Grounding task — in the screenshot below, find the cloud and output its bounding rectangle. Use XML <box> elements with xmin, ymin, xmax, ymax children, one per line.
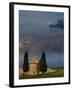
<box><xmin>19</xmin><ymin>35</ymin><xmax>64</xmax><ymax>53</ymax></box>
<box><xmin>48</xmin><ymin>20</ymin><xmax>64</xmax><ymax>29</ymax></box>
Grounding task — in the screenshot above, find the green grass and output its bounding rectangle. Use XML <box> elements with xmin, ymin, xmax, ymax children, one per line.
<box><xmin>19</xmin><ymin>69</ymin><xmax>64</xmax><ymax>79</ymax></box>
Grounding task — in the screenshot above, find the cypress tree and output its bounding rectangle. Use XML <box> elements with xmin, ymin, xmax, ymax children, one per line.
<box><xmin>39</xmin><ymin>51</ymin><xmax>47</xmax><ymax>74</ymax></box>
<box><xmin>23</xmin><ymin>51</ymin><xmax>28</xmax><ymax>73</ymax></box>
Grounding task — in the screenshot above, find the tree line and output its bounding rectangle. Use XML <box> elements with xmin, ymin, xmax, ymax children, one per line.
<box><xmin>23</xmin><ymin>51</ymin><xmax>47</xmax><ymax>74</ymax></box>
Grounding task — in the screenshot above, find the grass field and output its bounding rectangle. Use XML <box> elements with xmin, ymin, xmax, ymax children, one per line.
<box><xmin>19</xmin><ymin>68</ymin><xmax>64</xmax><ymax>79</ymax></box>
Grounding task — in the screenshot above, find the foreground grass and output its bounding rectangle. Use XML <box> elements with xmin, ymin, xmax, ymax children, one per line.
<box><xmin>19</xmin><ymin>69</ymin><xmax>64</xmax><ymax>79</ymax></box>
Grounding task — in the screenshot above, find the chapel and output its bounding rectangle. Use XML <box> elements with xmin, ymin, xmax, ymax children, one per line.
<box><xmin>29</xmin><ymin>57</ymin><xmax>39</xmax><ymax>75</ymax></box>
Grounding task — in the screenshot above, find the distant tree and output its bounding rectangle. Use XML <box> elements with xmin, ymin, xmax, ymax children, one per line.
<box><xmin>23</xmin><ymin>51</ymin><xmax>28</xmax><ymax>73</ymax></box>
<box><xmin>39</xmin><ymin>51</ymin><xmax>47</xmax><ymax>74</ymax></box>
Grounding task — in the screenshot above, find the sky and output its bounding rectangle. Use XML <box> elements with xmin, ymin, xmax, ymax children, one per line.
<box><xmin>19</xmin><ymin>10</ymin><xmax>64</xmax><ymax>53</ymax></box>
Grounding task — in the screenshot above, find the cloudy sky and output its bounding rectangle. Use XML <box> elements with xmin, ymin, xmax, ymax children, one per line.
<box><xmin>19</xmin><ymin>10</ymin><xmax>64</xmax><ymax>53</ymax></box>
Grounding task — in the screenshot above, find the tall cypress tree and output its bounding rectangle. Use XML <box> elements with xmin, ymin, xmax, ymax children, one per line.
<box><xmin>39</xmin><ymin>51</ymin><xmax>47</xmax><ymax>74</ymax></box>
<box><xmin>23</xmin><ymin>51</ymin><xmax>28</xmax><ymax>73</ymax></box>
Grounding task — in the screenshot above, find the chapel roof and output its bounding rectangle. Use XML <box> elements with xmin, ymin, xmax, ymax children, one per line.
<box><xmin>29</xmin><ymin>57</ymin><xmax>38</xmax><ymax>64</ymax></box>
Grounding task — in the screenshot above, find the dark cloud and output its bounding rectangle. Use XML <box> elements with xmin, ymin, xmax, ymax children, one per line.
<box><xmin>48</xmin><ymin>20</ymin><xmax>64</xmax><ymax>29</ymax></box>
